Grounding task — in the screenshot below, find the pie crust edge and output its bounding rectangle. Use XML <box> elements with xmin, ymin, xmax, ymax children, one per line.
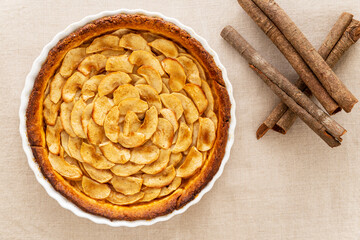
<box><xmin>26</xmin><ymin>14</ymin><xmax>231</xmax><ymax>221</ymax></box>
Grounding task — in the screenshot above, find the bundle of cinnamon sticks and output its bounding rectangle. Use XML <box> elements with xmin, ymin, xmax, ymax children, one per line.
<box><xmin>221</xmin><ymin>0</ymin><xmax>360</xmax><ymax>147</ymax></box>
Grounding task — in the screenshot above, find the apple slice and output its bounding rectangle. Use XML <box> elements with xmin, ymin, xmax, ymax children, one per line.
<box><xmin>183</xmin><ymin>83</ymin><xmax>208</xmax><ymax>115</ymax></box>
<box><xmin>80</xmin><ymin>142</ymin><xmax>114</xmax><ymax>169</ymax></box>
<box><xmin>105</xmin><ymin>55</ymin><xmax>134</xmax><ymax>73</ymax></box>
<box><xmin>172</xmin><ymin>92</ymin><xmax>199</xmax><ymax>124</ymax></box>
<box><xmin>197</xmin><ymin>117</ymin><xmax>216</xmax><ymax>151</ymax></box>
<box><xmin>78</xmin><ymin>162</ymin><xmax>89</xmax><ymax>178</ymax></box>
<box><xmin>137</xmin><ymin>66</ymin><xmax>162</xmax><ymax>93</ymax></box>
<box><xmin>106</xmin><ymin>190</ymin><xmax>144</xmax><ymax>205</ymax></box>
<box><xmin>59</xmin><ymin>47</ymin><xmax>86</xmax><ymax>78</ymax></box>
<box><xmin>81</xmin><ymin>103</ymin><xmax>93</xmax><ymax>137</ymax></box>
<box><xmin>158</xmin><ymin>177</ymin><xmax>182</xmax><ymax>198</ymax></box>
<box><xmin>102</xmin><ymin>107</ymin><xmax>119</xmax><ymax>142</ymax></box>
<box><xmin>161</xmin><ymin>82</ymin><xmax>170</xmax><ymax>94</ymax></box>
<box><xmin>49</xmin><ymin>152</ymin><xmax>82</xmax><ymax>180</ymax></box>
<box><xmin>142</xmin><ymin>166</ymin><xmax>176</xmax><ymax>188</ymax></box>
<box><xmin>123</xmin><ymin>111</ymin><xmax>141</xmax><ymax>136</ymax></box>
<box><xmin>151</xmin><ymin>118</ymin><xmax>174</xmax><ymax>149</ymax></box>
<box><xmin>63</xmin><ymin>155</ymin><xmax>79</xmax><ymax>167</ymax></box>
<box><xmin>49</xmin><ymin>73</ymin><xmax>66</xmax><ymax>104</ymax></box>
<box><xmin>81</xmin><ymin>75</ymin><xmax>104</xmax><ymax>101</ymax></box>
<box><xmin>98</xmin><ymin>71</ymin><xmax>132</xmax><ymax>97</ymax></box>
<box><xmin>172</xmin><ymin>122</ymin><xmax>193</xmax><ymax>153</ymax></box>
<box><xmin>137</xmin><ymin>106</ymin><xmax>158</xmax><ymax>140</ymax></box>
<box><xmin>60</xmin><ymin>101</ymin><xmax>76</xmax><ymax>137</ymax></box>
<box><xmin>101</xmin><ymin>49</ymin><xmax>126</xmax><ymax>57</ymax></box>
<box><xmin>176</xmin><ymin>55</ymin><xmax>201</xmax><ymax>86</ymax></box>
<box><xmin>43</xmin><ymin>95</ymin><xmax>61</xmax><ymax>126</ymax></box>
<box><xmin>72</xmin><ymin>180</ymin><xmax>84</xmax><ymax>192</ymax></box>
<box><xmin>134</xmin><ymin>78</ymin><xmax>147</xmax><ymax>85</ymax></box>
<box><xmin>201</xmin><ymin>79</ymin><xmax>214</xmax><ymax>112</ymax></box>
<box><xmin>168</xmin><ymin>153</ymin><xmax>183</xmax><ymax>167</ymax></box>
<box><xmin>111</xmin><ymin>162</ymin><xmax>144</xmax><ymax>177</ymax></box>
<box><xmin>92</xmin><ymin>96</ymin><xmax>114</xmax><ymax>126</ymax></box>
<box><xmin>129</xmin><ymin>50</ymin><xmax>165</xmax><ymax>75</ymax></box>
<box><xmin>191</xmin><ymin>121</ymin><xmax>200</xmax><ymax>147</ymax></box>
<box><xmin>113</xmin><ymin>84</ymin><xmax>140</xmax><ymax>105</ymax></box>
<box><xmin>130</xmin><ymin>144</ymin><xmax>160</xmax><ymax>165</ymax></box>
<box><xmin>111</xmin><ymin>28</ymin><xmax>132</xmax><ymax>38</ymax></box>
<box><xmin>140</xmin><ymin>32</ymin><xmax>159</xmax><ymax>42</ymax></box>
<box><xmin>135</xmin><ymin>84</ymin><xmax>162</xmax><ymax>112</ymax></box>
<box><xmin>156</xmin><ymin>55</ymin><xmax>166</xmax><ymax>62</ymax></box>
<box><xmin>117</xmin><ymin>98</ymin><xmax>148</xmax><ymax>115</ymax></box>
<box><xmin>139</xmin><ymin>187</ymin><xmax>161</xmax><ymax>203</ymax></box>
<box><xmin>160</xmin><ymin>109</ymin><xmax>178</xmax><ymax>133</ymax></box>
<box><xmin>110</xmin><ymin>176</ymin><xmax>143</xmax><ymax>195</ymax></box>
<box><xmin>68</xmin><ymin>136</ymin><xmax>83</xmax><ymax>162</ymax></box>
<box><xmin>77</xmin><ymin>54</ymin><xmax>107</xmax><ymax>76</ymax></box>
<box><xmin>60</xmin><ymin>131</ymin><xmax>71</xmax><ymax>157</ymax></box>
<box><xmin>162</xmin><ymin>77</ymin><xmax>171</xmax><ymax>91</ymax></box>
<box><xmin>141</xmin><ymin>149</ymin><xmax>171</xmax><ymax>175</ymax></box>
<box><xmin>176</xmin><ymin>44</ymin><xmax>187</xmax><ymax>53</ymax></box>
<box><xmin>70</xmin><ymin>98</ymin><xmax>87</xmax><ymax>138</ymax></box>
<box><xmin>87</xmin><ymin>119</ymin><xmax>105</xmax><ymax>145</ymax></box>
<box><xmin>46</xmin><ymin>117</ymin><xmax>63</xmax><ymax>155</ymax></box>
<box><xmin>205</xmin><ymin>110</ymin><xmax>218</xmax><ymax>130</ymax></box>
<box><xmin>148</xmin><ymin>39</ymin><xmax>178</xmax><ymax>58</ymax></box>
<box><xmin>62</xmin><ymin>71</ymin><xmax>88</xmax><ymax>102</ymax></box>
<box><xmin>176</xmin><ymin>146</ymin><xmax>203</xmax><ymax>178</ymax></box>
<box><xmin>160</xmin><ymin>93</ymin><xmax>183</xmax><ymax>120</ymax></box>
<box><xmin>119</xmin><ymin>33</ymin><xmax>150</xmax><ymax>51</ymax></box>
<box><xmin>179</xmin><ymin>53</ymin><xmax>206</xmax><ymax>80</ymax></box>
<box><xmin>82</xmin><ymin>176</ymin><xmax>111</xmax><ymax>199</ymax></box>
<box><xmin>161</xmin><ymin>58</ymin><xmax>186</xmax><ymax>92</ymax></box>
<box><xmin>82</xmin><ymin>162</ymin><xmax>112</xmax><ymax>183</ymax></box>
<box><xmin>118</xmin><ymin>132</ymin><xmax>146</xmax><ymax>148</ymax></box>
<box><xmin>99</xmin><ymin>141</ymin><xmax>130</xmax><ymax>164</ymax></box>
<box><xmin>86</xmin><ymin>35</ymin><xmax>121</xmax><ymax>54</ymax></box>
<box><xmin>129</xmin><ymin>73</ymin><xmax>145</xmax><ymax>83</ymax></box>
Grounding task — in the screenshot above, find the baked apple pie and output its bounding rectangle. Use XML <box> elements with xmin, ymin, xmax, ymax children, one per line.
<box><xmin>26</xmin><ymin>14</ymin><xmax>231</xmax><ymax>220</ymax></box>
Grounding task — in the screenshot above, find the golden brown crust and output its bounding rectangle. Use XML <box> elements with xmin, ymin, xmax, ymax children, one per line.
<box><xmin>26</xmin><ymin>13</ymin><xmax>231</xmax><ymax>221</ymax></box>
<box><xmin>27</xmin><ymin>90</ymin><xmax>46</xmax><ymax>146</ymax></box>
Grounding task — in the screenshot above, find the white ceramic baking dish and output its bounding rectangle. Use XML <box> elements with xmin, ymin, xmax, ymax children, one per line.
<box><xmin>19</xmin><ymin>9</ymin><xmax>236</xmax><ymax>227</ymax></box>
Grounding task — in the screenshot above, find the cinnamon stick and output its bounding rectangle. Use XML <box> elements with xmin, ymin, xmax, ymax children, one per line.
<box><xmin>326</xmin><ymin>20</ymin><xmax>360</xmax><ymax>67</ymax></box>
<box><xmin>273</xmin><ymin>19</ymin><xmax>360</xmax><ymax>134</ymax></box>
<box><xmin>251</xmin><ymin>66</ymin><xmax>341</xmax><ymax>147</ymax></box>
<box><xmin>252</xmin><ymin>0</ymin><xmax>358</xmax><ymax>112</ymax></box>
<box><xmin>221</xmin><ymin>26</ymin><xmax>346</xmax><ymax>147</ymax></box>
<box><xmin>317</xmin><ymin>13</ymin><xmax>354</xmax><ymax>59</ymax></box>
<box><xmin>256</xmin><ymin>14</ymin><xmax>357</xmax><ymax>139</ymax></box>
<box><xmin>237</xmin><ymin>0</ymin><xmax>342</xmax><ymax>115</ymax></box>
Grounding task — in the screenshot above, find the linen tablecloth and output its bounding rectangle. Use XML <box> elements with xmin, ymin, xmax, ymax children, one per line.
<box><xmin>1</xmin><ymin>0</ymin><xmax>360</xmax><ymax>239</ymax></box>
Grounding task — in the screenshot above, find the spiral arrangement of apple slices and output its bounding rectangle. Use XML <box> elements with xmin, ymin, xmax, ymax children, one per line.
<box><xmin>43</xmin><ymin>29</ymin><xmax>218</xmax><ymax>205</ymax></box>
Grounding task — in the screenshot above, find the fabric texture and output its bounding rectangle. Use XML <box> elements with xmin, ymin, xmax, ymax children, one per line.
<box><xmin>1</xmin><ymin>0</ymin><xmax>360</xmax><ymax>239</ymax></box>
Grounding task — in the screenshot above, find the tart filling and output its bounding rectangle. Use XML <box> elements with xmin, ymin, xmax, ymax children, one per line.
<box><xmin>26</xmin><ymin>14</ymin><xmax>231</xmax><ymax>220</ymax></box>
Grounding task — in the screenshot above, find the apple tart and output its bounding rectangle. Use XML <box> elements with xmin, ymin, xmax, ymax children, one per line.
<box><xmin>26</xmin><ymin>14</ymin><xmax>231</xmax><ymax>220</ymax></box>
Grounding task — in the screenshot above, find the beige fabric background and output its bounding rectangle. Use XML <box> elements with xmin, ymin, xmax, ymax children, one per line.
<box><xmin>1</xmin><ymin>0</ymin><xmax>360</xmax><ymax>239</ymax></box>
